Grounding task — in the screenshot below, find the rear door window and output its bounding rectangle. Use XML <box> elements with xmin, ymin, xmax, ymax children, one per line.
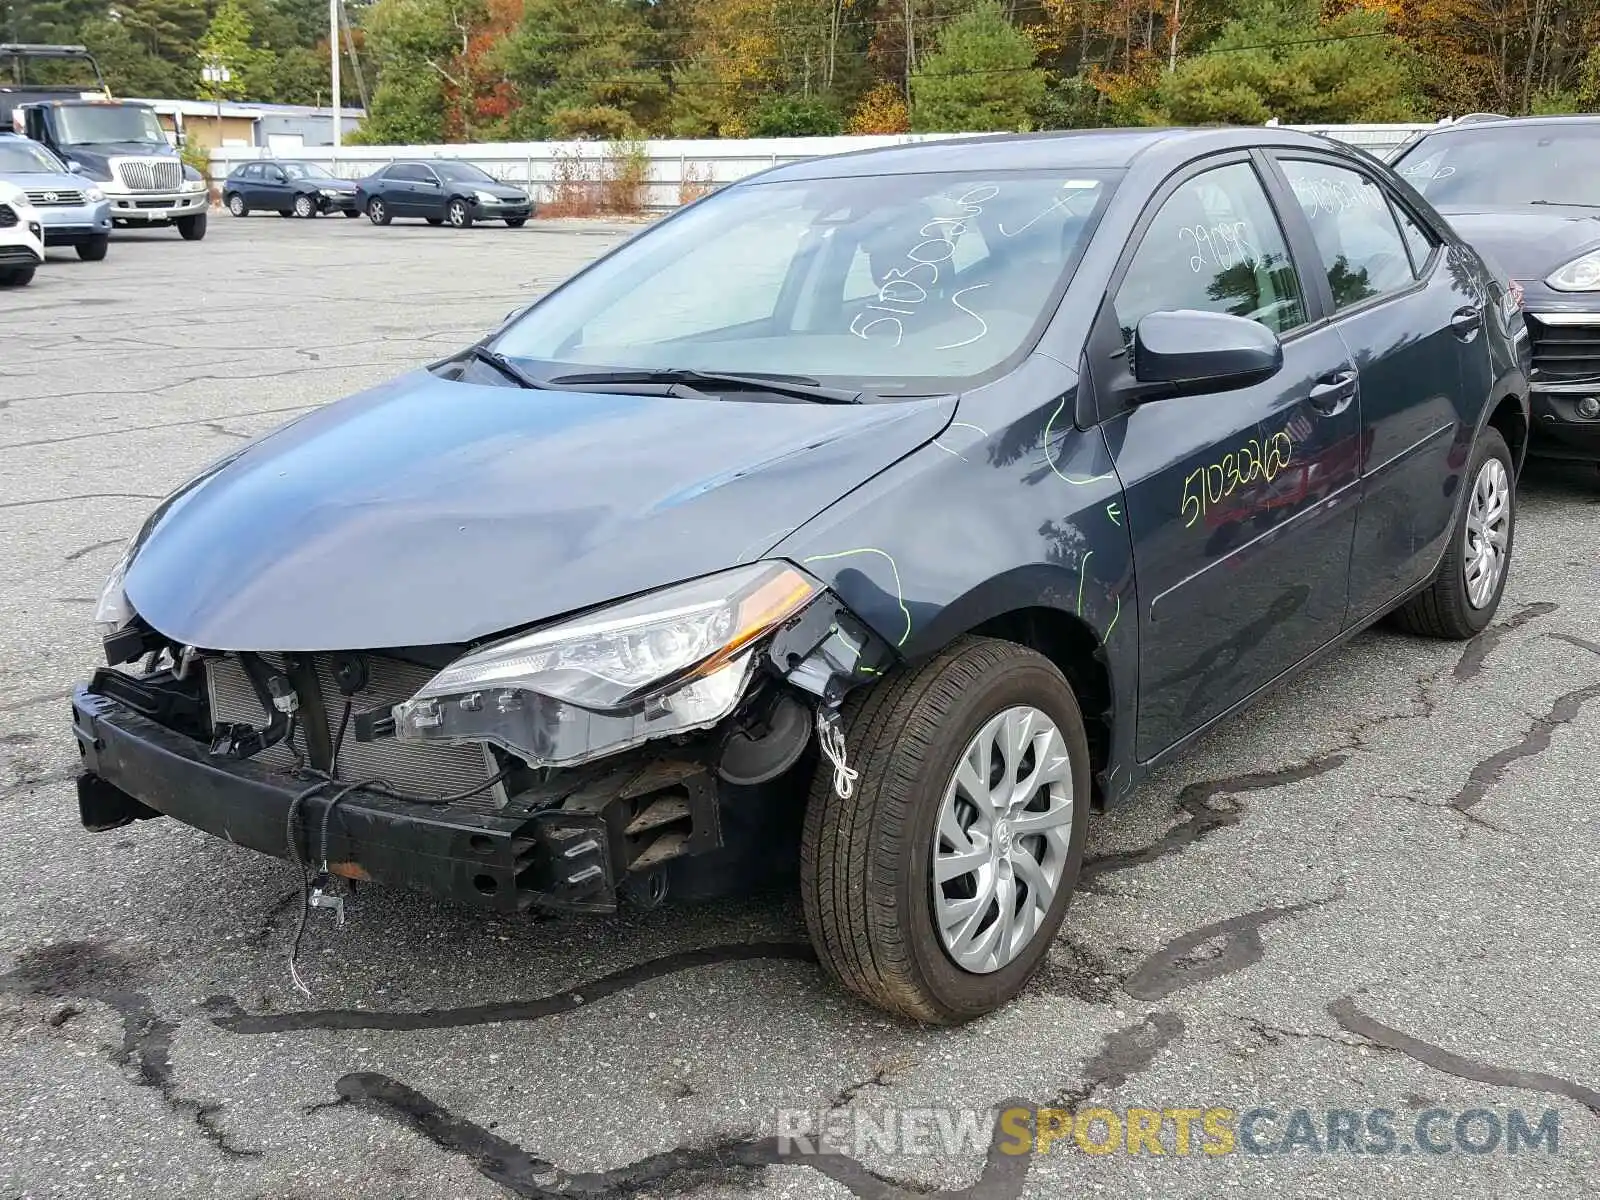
<box><xmin>1279</xmin><ymin>159</ymin><xmax>1417</xmax><ymax>308</ymax></box>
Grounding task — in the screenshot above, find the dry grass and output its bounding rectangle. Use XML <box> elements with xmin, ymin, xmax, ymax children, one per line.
<box><xmin>678</xmin><ymin>161</ymin><xmax>716</xmax><ymax>206</ymax></box>
<box><xmin>541</xmin><ymin>140</ymin><xmax>651</xmax><ymax>217</ymax></box>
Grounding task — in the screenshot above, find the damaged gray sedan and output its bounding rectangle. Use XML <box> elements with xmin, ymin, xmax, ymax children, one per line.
<box><xmin>72</xmin><ymin>128</ymin><xmax>1526</xmax><ymax>1022</ymax></box>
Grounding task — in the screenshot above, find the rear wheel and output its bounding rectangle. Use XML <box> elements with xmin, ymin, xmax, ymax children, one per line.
<box><xmin>366</xmin><ymin>197</ymin><xmax>390</xmax><ymax>226</ymax></box>
<box><xmin>175</xmin><ymin>213</ymin><xmax>207</xmax><ymax>241</ymax></box>
<box><xmin>293</xmin><ymin>193</ymin><xmax>316</xmax><ymax>218</ymax></box>
<box><xmin>226</xmin><ymin>193</ymin><xmax>248</xmax><ymax>217</ymax></box>
<box><xmin>0</xmin><ymin>266</ymin><xmax>35</xmax><ymax>286</ymax></box>
<box><xmin>425</xmin><ymin>217</ymin><xmax>443</xmax><ymax>226</ymax></box>
<box><xmin>1393</xmin><ymin>427</ymin><xmax>1515</xmax><ymax>639</ymax></box>
<box><xmin>447</xmin><ymin>198</ymin><xmax>473</xmax><ymax>228</ymax></box>
<box><xmin>342</xmin><ymin>209</ymin><xmax>360</xmax><ymax>218</ymax></box>
<box><xmin>505</xmin><ymin>217</ymin><xmax>527</xmax><ymax>228</ymax></box>
<box><xmin>76</xmin><ymin>235</ymin><xmax>109</xmax><ymax>262</ymax></box>
<box><xmin>800</xmin><ymin>636</ymin><xmax>1090</xmax><ymax>1023</ymax></box>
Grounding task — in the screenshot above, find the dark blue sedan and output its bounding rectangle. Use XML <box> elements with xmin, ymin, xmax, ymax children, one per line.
<box><xmin>222</xmin><ymin>159</ymin><xmax>362</xmax><ymax>218</ymax></box>
<box><xmin>72</xmin><ymin>127</ymin><xmax>1527</xmax><ymax>1022</ymax></box>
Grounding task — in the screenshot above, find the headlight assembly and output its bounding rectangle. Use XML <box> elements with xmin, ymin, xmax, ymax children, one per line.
<box><xmin>1546</xmin><ymin>249</ymin><xmax>1600</xmax><ymax>292</ymax></box>
<box><xmin>392</xmin><ymin>562</ymin><xmax>822</xmax><ymax>767</ymax></box>
<box><xmin>474</xmin><ymin>190</ymin><xmax>500</xmax><ymax>204</ymax></box>
<box><xmin>84</xmin><ymin>186</ymin><xmax>105</xmax><ymax>202</ymax></box>
<box><xmin>93</xmin><ymin>541</ymin><xmax>137</xmax><ymax>636</ymax></box>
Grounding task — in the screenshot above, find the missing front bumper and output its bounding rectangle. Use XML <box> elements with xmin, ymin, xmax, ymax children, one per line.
<box><xmin>71</xmin><ymin>685</ymin><xmax>723</xmax><ymax>913</ymax></box>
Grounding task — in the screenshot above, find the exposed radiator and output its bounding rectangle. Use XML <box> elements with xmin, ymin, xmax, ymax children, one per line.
<box><xmin>205</xmin><ymin>652</ymin><xmax>504</xmax><ymax>811</ymax></box>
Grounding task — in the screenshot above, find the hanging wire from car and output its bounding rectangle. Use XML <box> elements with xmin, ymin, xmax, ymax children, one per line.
<box><xmin>815</xmin><ymin>705</ymin><xmax>858</xmax><ymax>800</ymax></box>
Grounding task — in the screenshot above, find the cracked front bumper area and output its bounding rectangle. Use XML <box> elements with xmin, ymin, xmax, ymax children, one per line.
<box><xmin>71</xmin><ymin>681</ymin><xmax>724</xmax><ymax>914</ymax></box>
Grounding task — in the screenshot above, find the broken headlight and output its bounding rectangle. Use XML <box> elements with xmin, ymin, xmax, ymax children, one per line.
<box><xmin>93</xmin><ymin>540</ymin><xmax>137</xmax><ymax>636</ymax></box>
<box><xmin>392</xmin><ymin>562</ymin><xmax>821</xmax><ymax>767</ymax></box>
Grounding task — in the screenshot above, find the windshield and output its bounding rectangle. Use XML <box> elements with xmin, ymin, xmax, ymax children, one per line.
<box><xmin>55</xmin><ymin>105</ymin><xmax>168</xmax><ymax>146</ymax></box>
<box><xmin>0</xmin><ymin>140</ymin><xmax>64</xmax><ymax>173</ymax></box>
<box><xmin>492</xmin><ymin>170</ymin><xmax>1116</xmax><ymax>391</ymax></box>
<box><xmin>1393</xmin><ymin>126</ymin><xmax>1600</xmax><ymax>208</ymax></box>
<box><xmin>434</xmin><ymin>161</ymin><xmax>494</xmax><ymax>183</ymax></box>
<box><xmin>282</xmin><ymin>162</ymin><xmax>333</xmax><ymax>180</ymax></box>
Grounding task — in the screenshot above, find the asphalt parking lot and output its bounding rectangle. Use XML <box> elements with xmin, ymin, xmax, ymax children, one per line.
<box><xmin>2</xmin><ymin>213</ymin><xmax>1599</xmax><ymax>1200</ymax></box>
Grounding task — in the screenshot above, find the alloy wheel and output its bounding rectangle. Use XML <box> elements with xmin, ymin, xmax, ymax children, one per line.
<box><xmin>294</xmin><ymin>195</ymin><xmax>314</xmax><ymax>218</ymax></box>
<box><xmin>449</xmin><ymin>201</ymin><xmax>467</xmax><ymax>227</ymax></box>
<box><xmin>227</xmin><ymin>194</ymin><xmax>245</xmax><ymax>216</ymax></box>
<box><xmin>932</xmin><ymin>705</ymin><xmax>1075</xmax><ymax>974</ymax></box>
<box><xmin>1464</xmin><ymin>456</ymin><xmax>1511</xmax><ymax>608</ymax></box>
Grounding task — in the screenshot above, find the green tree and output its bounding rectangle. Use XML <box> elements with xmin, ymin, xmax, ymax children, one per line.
<box><xmin>748</xmin><ymin>92</ymin><xmax>842</xmax><ymax>135</ymax></box>
<box><xmin>1154</xmin><ymin>0</ymin><xmax>1418</xmax><ymax>125</ymax></box>
<box><xmin>355</xmin><ymin>0</ymin><xmax>481</xmax><ymax>142</ymax></box>
<box><xmin>495</xmin><ymin>0</ymin><xmax>665</xmax><ymax>138</ymax></box>
<box><xmin>199</xmin><ymin>0</ymin><xmax>270</xmax><ymax>102</ymax></box>
<box><xmin>910</xmin><ymin>1</ymin><xmax>1046</xmax><ymax>133</ymax></box>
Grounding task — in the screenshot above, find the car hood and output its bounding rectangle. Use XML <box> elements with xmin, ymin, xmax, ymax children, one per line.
<box><xmin>480</xmin><ymin>184</ymin><xmax>527</xmax><ymax>199</ymax></box>
<box><xmin>0</xmin><ymin>171</ymin><xmax>84</xmax><ymax>190</ymax></box>
<box><xmin>124</xmin><ymin>371</ymin><xmax>955</xmax><ymax>651</ymax></box>
<box><xmin>1438</xmin><ymin>205</ymin><xmax>1600</xmax><ymax>280</ymax></box>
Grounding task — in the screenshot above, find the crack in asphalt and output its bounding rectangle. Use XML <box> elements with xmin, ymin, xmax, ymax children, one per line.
<box><xmin>1453</xmin><ymin>602</ymin><xmax>1559</xmax><ymax>681</ymax></box>
<box><xmin>63</xmin><ymin>537</ymin><xmax>124</xmax><ymax>562</ymax></box>
<box><xmin>0</xmin><ymin>404</ymin><xmax>317</xmax><ymax>452</ymax></box>
<box><xmin>1121</xmin><ymin>896</ymin><xmax>1336</xmax><ymax>1001</ymax></box>
<box><xmin>1328</xmin><ymin>997</ymin><xmax>1600</xmax><ymax>1117</ymax></box>
<box><xmin>0</xmin><ymin>688</ymin><xmax>72</xmax><ymax>714</ymax></box>
<box><xmin>1051</xmin><ymin>1012</ymin><xmax>1186</xmax><ymax>1110</ymax></box>
<box><xmin>206</xmin><ymin>942</ymin><xmax>820</xmax><ymax>1033</ymax></box>
<box><xmin>0</xmin><ymin>492</ymin><xmax>163</xmax><ymax>512</ymax></box>
<box><xmin>0</xmin><ymin>942</ymin><xmax>260</xmax><ymax>1158</ymax></box>
<box><xmin>328</xmin><ymin>1013</ymin><xmax>1184</xmax><ymax>1200</ymax></box>
<box><xmin>1448</xmin><ymin>678</ymin><xmax>1600</xmax><ymax>813</ymax></box>
<box><xmin>1080</xmin><ymin>753</ymin><xmax>1350</xmax><ymax>887</ymax></box>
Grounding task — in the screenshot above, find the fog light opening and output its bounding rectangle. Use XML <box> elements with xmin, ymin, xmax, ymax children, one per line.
<box><xmin>472</xmin><ymin>873</ymin><xmax>499</xmax><ymax>896</ymax></box>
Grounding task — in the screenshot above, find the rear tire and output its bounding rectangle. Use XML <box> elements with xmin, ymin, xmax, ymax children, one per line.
<box><xmin>0</xmin><ymin>266</ymin><xmax>35</xmax><ymax>286</ymax></box>
<box><xmin>76</xmin><ymin>235</ymin><xmax>109</xmax><ymax>262</ymax></box>
<box><xmin>366</xmin><ymin>198</ymin><xmax>391</xmax><ymax>226</ymax></box>
<box><xmin>342</xmin><ymin>209</ymin><xmax>360</xmax><ymax>218</ymax></box>
<box><xmin>1392</xmin><ymin>427</ymin><xmax>1515</xmax><ymax>639</ymax></box>
<box><xmin>505</xmin><ymin>217</ymin><xmax>527</xmax><ymax>228</ymax></box>
<box><xmin>175</xmin><ymin>213</ymin><xmax>207</xmax><ymax>241</ymax></box>
<box><xmin>425</xmin><ymin>217</ymin><xmax>443</xmax><ymax>226</ymax></box>
<box><xmin>800</xmin><ymin>636</ymin><xmax>1090</xmax><ymax>1024</ymax></box>
<box><xmin>226</xmin><ymin>193</ymin><xmax>248</xmax><ymax>217</ymax></box>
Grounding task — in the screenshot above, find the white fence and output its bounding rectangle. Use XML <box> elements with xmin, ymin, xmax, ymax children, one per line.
<box><xmin>207</xmin><ymin>125</ymin><xmax>1437</xmax><ymax>212</ymax></box>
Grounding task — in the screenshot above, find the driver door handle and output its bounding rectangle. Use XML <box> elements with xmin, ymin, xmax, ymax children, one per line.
<box><xmin>1307</xmin><ymin>369</ymin><xmax>1358</xmax><ymax>416</ymax></box>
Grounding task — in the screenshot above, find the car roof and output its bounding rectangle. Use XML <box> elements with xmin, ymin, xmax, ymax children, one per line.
<box><xmin>756</xmin><ymin>126</ymin><xmax>1354</xmax><ymax>183</ymax></box>
<box><xmin>1411</xmin><ymin>113</ymin><xmax>1600</xmax><ymax>139</ymax></box>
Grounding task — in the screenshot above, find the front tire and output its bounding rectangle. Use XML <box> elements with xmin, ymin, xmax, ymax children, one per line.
<box><xmin>1393</xmin><ymin>427</ymin><xmax>1515</xmax><ymax>639</ymax></box>
<box><xmin>447</xmin><ymin>198</ymin><xmax>473</xmax><ymax>228</ymax></box>
<box><xmin>293</xmin><ymin>193</ymin><xmax>316</xmax><ymax>218</ymax></box>
<box><xmin>505</xmin><ymin>217</ymin><xmax>527</xmax><ymax>228</ymax></box>
<box><xmin>76</xmin><ymin>235</ymin><xmax>109</xmax><ymax>262</ymax></box>
<box><xmin>800</xmin><ymin>636</ymin><xmax>1090</xmax><ymax>1024</ymax></box>
<box><xmin>0</xmin><ymin>266</ymin><xmax>35</xmax><ymax>286</ymax></box>
<box><xmin>366</xmin><ymin>198</ymin><xmax>391</xmax><ymax>226</ymax></box>
<box><xmin>175</xmin><ymin>213</ymin><xmax>207</xmax><ymax>241</ymax></box>
<box><xmin>226</xmin><ymin>193</ymin><xmax>248</xmax><ymax>217</ymax></box>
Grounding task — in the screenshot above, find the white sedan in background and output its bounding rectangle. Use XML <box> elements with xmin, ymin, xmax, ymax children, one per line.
<box><xmin>0</xmin><ymin>179</ymin><xmax>44</xmax><ymax>287</ymax></box>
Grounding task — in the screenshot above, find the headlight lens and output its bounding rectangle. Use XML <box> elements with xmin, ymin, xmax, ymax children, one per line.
<box><xmin>393</xmin><ymin>562</ymin><xmax>820</xmax><ymax>767</ymax></box>
<box><xmin>84</xmin><ymin>186</ymin><xmax>104</xmax><ymax>202</ymax></box>
<box><xmin>474</xmin><ymin>189</ymin><xmax>499</xmax><ymax>204</ymax></box>
<box><xmin>1546</xmin><ymin>249</ymin><xmax>1600</xmax><ymax>291</ymax></box>
<box><xmin>93</xmin><ymin>542</ymin><xmax>137</xmax><ymax>636</ymax></box>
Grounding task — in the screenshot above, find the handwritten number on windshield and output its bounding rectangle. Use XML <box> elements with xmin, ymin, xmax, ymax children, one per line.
<box><xmin>850</xmin><ymin>185</ymin><xmax>995</xmax><ymax>351</ymax></box>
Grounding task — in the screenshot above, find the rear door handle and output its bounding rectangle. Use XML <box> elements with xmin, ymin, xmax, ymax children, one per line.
<box><xmin>1307</xmin><ymin>369</ymin><xmax>1358</xmax><ymax>416</ymax></box>
<box><xmin>1451</xmin><ymin>307</ymin><xmax>1483</xmax><ymax>340</ymax></box>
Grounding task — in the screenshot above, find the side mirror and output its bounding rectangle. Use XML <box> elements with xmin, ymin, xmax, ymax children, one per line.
<box><xmin>1132</xmin><ymin>310</ymin><xmax>1283</xmax><ymax>397</ymax></box>
<box><xmin>67</xmin><ymin>160</ymin><xmax>84</xmax><ymax>173</ymax></box>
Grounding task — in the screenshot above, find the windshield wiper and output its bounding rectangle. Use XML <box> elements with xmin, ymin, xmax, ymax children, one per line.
<box><xmin>547</xmin><ymin>368</ymin><xmax>863</xmax><ymax>405</ymax></box>
<box><xmin>462</xmin><ymin>344</ymin><xmax>557</xmax><ymax>390</ymax></box>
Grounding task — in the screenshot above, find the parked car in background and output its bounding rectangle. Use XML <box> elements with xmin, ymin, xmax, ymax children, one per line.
<box><xmin>0</xmin><ymin>132</ymin><xmax>112</xmax><ymax>260</ymax></box>
<box><xmin>355</xmin><ymin>160</ymin><xmax>532</xmax><ymax>228</ymax></box>
<box><xmin>1392</xmin><ymin>114</ymin><xmax>1600</xmax><ymax>465</ymax></box>
<box><xmin>222</xmin><ymin>160</ymin><xmax>361</xmax><ymax>219</ymax></box>
<box><xmin>0</xmin><ymin>180</ymin><xmax>44</xmax><ymax>285</ymax></box>
<box><xmin>74</xmin><ymin>129</ymin><xmax>1527</xmax><ymax>1023</ymax></box>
